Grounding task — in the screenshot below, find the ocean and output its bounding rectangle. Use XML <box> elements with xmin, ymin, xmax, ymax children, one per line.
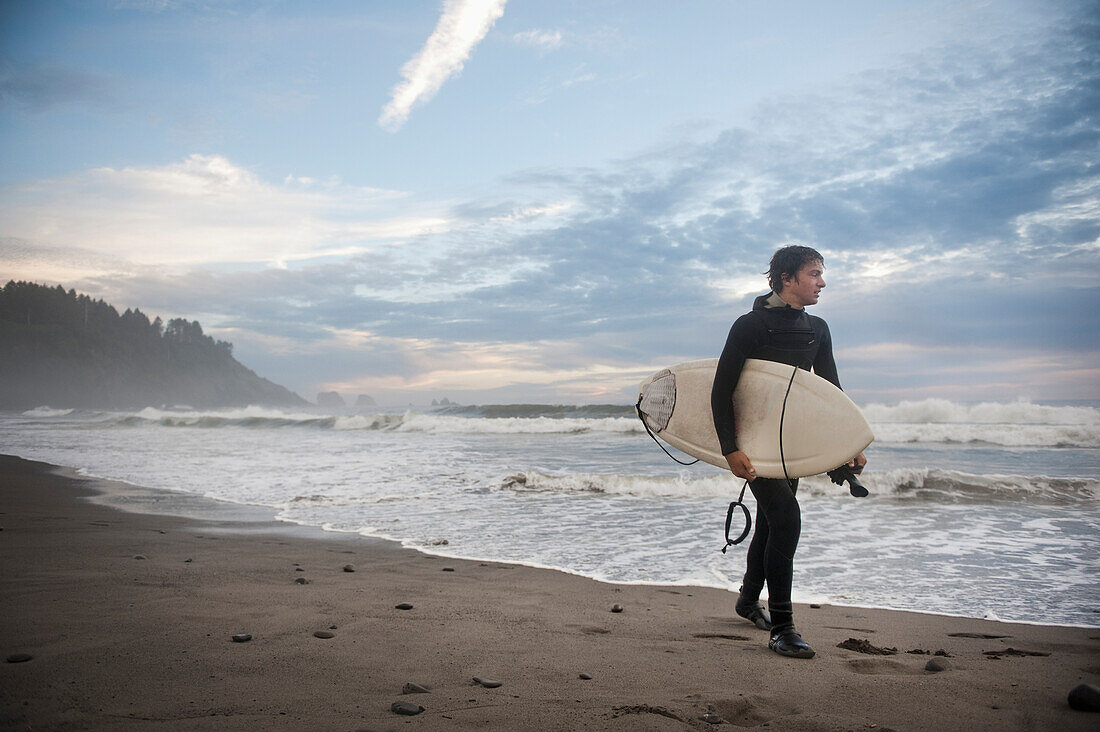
<box><xmin>4</xmin><ymin>399</ymin><xmax>1098</xmax><ymax>627</ymax></box>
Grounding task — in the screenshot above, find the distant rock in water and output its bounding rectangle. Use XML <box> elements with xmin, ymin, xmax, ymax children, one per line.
<box><xmin>0</xmin><ymin>280</ymin><xmax>307</xmax><ymax>410</ymax></box>
<box><xmin>316</xmin><ymin>391</ymin><xmax>345</xmax><ymax>408</ymax></box>
<box><xmin>355</xmin><ymin>394</ymin><xmax>377</xmax><ymax>407</ymax></box>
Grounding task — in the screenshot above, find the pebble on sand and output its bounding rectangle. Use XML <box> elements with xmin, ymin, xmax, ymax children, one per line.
<box><xmin>391</xmin><ymin>700</ymin><xmax>424</xmax><ymax>716</ymax></box>
<box><xmin>231</xmin><ymin>634</ymin><xmax>252</xmax><ymax>643</ymax></box>
<box><xmin>313</xmin><ymin>630</ymin><xmax>335</xmax><ymax>639</ymax></box>
<box><xmin>133</xmin><ymin>555</ymin><xmax>147</xmax><ymax>560</ymax></box>
<box><xmin>1068</xmin><ymin>683</ymin><xmax>1100</xmax><ymax>712</ymax></box>
<box><xmin>473</xmin><ymin>676</ymin><xmax>502</xmax><ymax>688</ymax></box>
<box><xmin>442</xmin><ymin>567</ymin><xmax>455</xmax><ymax>572</ymax></box>
<box><xmin>6</xmin><ymin>653</ymin><xmax>32</xmax><ymax>663</ymax></box>
<box><xmin>294</xmin><ymin>577</ymin><xmax>310</xmax><ymax>584</ymax></box>
<box><xmin>579</xmin><ymin>673</ymin><xmax>593</xmax><ymax>680</ymax></box>
<box><xmin>395</xmin><ymin>602</ymin><xmax>414</xmax><ymax>610</ymax></box>
<box><xmin>402</xmin><ymin>682</ymin><xmax>431</xmax><ymax>694</ymax></box>
<box><xmin>611</xmin><ymin>604</ymin><xmax>624</xmax><ymax>613</ymax></box>
<box><xmin>925</xmin><ymin>658</ymin><xmax>949</xmax><ymax>672</ymax></box>
<box><xmin>343</xmin><ymin>564</ymin><xmax>355</xmax><ymax>572</ymax></box>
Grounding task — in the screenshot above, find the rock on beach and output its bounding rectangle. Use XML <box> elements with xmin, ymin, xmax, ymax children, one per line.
<box><xmin>391</xmin><ymin>700</ymin><xmax>424</xmax><ymax>715</ymax></box>
<box><xmin>1068</xmin><ymin>684</ymin><xmax>1100</xmax><ymax>712</ymax></box>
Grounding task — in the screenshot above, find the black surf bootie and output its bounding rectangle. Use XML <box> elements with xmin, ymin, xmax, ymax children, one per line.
<box><xmin>735</xmin><ymin>593</ymin><xmax>772</xmax><ymax>631</ymax></box>
<box><xmin>768</xmin><ymin>626</ymin><xmax>815</xmax><ymax>659</ymax></box>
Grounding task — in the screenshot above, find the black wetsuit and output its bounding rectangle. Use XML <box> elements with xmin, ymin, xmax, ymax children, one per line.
<box><xmin>710</xmin><ymin>290</ymin><xmax>840</xmax><ymax>632</ymax></box>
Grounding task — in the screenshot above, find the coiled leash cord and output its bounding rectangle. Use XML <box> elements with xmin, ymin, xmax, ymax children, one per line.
<box><xmin>720</xmin><ymin>481</ymin><xmax>752</xmax><ymax>552</ymax></box>
<box><xmin>721</xmin><ymin>363</ymin><xmax>799</xmax><ymax>552</ymax></box>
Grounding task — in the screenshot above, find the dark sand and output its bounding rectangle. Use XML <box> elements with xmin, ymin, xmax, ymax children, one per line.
<box><xmin>1</xmin><ymin>454</ymin><xmax>1097</xmax><ymax>730</ymax></box>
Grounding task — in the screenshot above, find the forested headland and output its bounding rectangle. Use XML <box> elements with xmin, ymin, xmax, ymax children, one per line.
<box><xmin>0</xmin><ymin>281</ymin><xmax>307</xmax><ymax>410</ymax></box>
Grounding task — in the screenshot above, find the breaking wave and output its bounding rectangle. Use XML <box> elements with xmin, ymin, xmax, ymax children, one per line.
<box><xmin>496</xmin><ymin>468</ymin><xmax>1100</xmax><ymax>504</ymax></box>
<box><xmin>88</xmin><ymin>406</ymin><xmax>641</xmax><ymax>434</ymax></box>
<box><xmin>862</xmin><ymin>399</ymin><xmax>1100</xmax><ymax>448</ymax></box>
<box><xmin>862</xmin><ymin>398</ymin><xmax>1099</xmax><ymax>425</ymax></box>
<box><xmin>17</xmin><ymin>398</ymin><xmax>1100</xmax><ymax>447</ymax></box>
<box><xmin>21</xmin><ymin>406</ymin><xmax>75</xmax><ymax>418</ymax></box>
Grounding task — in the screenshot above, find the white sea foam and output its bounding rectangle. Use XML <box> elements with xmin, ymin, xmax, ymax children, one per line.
<box><xmin>863</xmin><ymin>399</ymin><xmax>1100</xmax><ymax>447</ymax></box>
<box><xmin>496</xmin><ymin>468</ymin><xmax>1100</xmax><ymax>503</ymax></box>
<box><xmin>21</xmin><ymin>406</ymin><xmax>75</xmax><ymax>418</ymax></box>
<box><xmin>497</xmin><ymin>470</ymin><xmax>735</xmax><ymax>499</ymax></box>
<box><xmin>863</xmin><ymin>398</ymin><xmax>1099</xmax><ymax>425</ymax></box>
<box><xmin>72</xmin><ymin>399</ymin><xmax>1098</xmax><ymax>447</ymax></box>
<box><xmin>111</xmin><ymin>406</ymin><xmax>642</xmax><ymax>435</ymax></box>
<box><xmin>869</xmin><ymin>422</ymin><xmax>1100</xmax><ymax>448</ymax></box>
<box><xmin>389</xmin><ymin>412</ymin><xmax>638</xmax><ymax>435</ymax></box>
<box><xmin>132</xmin><ymin>405</ymin><xmax>327</xmax><ymax>425</ymax></box>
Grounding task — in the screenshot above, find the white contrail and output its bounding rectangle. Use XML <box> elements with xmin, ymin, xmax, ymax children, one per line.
<box><xmin>379</xmin><ymin>0</ymin><xmax>508</xmax><ymax>132</ymax></box>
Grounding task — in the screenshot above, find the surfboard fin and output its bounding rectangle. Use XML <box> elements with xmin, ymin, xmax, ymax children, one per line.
<box><xmin>828</xmin><ymin>465</ymin><xmax>869</xmax><ymax>498</ymax></box>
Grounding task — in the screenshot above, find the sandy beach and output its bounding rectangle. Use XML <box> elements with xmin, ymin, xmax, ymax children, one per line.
<box><xmin>1</xmin><ymin>454</ymin><xmax>1097</xmax><ymax>731</ymax></box>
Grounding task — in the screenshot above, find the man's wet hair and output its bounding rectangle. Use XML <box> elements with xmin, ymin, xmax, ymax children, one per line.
<box><xmin>767</xmin><ymin>245</ymin><xmax>824</xmax><ymax>293</ymax></box>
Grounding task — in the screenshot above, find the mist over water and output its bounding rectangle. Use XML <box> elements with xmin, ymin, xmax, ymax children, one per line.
<box><xmin>4</xmin><ymin>398</ymin><xmax>1098</xmax><ymax>627</ymax></box>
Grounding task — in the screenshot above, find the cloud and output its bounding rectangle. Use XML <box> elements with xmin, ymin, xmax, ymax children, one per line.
<box><xmin>378</xmin><ymin>0</ymin><xmax>508</xmax><ymax>132</ymax></box>
<box><xmin>6</xmin><ymin>6</ymin><xmax>1097</xmax><ymax>402</ymax></box>
<box><xmin>0</xmin><ymin>154</ymin><xmax>452</xmax><ymax>273</ymax></box>
<box><xmin>512</xmin><ymin>29</ymin><xmax>563</xmax><ymax>52</ymax></box>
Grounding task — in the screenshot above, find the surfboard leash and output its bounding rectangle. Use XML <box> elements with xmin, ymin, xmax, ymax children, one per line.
<box><xmin>723</xmin><ymin>364</ymin><xmax>798</xmax><ymax>554</ymax></box>
<box><xmin>779</xmin><ymin>364</ymin><xmax>870</xmax><ymax>497</ymax></box>
<box><xmin>720</xmin><ymin>481</ymin><xmax>752</xmax><ymax>551</ymax></box>
<box><xmin>778</xmin><ymin>364</ymin><xmax>798</xmax><ymax>487</ymax></box>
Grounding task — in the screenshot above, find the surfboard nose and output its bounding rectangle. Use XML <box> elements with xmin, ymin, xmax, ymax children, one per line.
<box><xmin>637</xmin><ymin>369</ymin><xmax>676</xmax><ymax>433</ymax></box>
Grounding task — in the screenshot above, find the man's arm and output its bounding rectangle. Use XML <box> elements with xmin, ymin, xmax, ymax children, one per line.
<box><xmin>711</xmin><ymin>315</ymin><xmax>759</xmax><ymax>480</ymax></box>
<box><xmin>811</xmin><ymin>318</ymin><xmax>841</xmax><ymax>389</ymax></box>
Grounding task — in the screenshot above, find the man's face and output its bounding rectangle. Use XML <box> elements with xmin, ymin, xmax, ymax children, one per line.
<box><xmin>782</xmin><ymin>260</ymin><xmax>825</xmax><ymax>307</ymax></box>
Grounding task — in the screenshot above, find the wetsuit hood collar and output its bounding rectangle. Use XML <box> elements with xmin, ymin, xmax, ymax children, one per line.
<box><xmin>754</xmin><ymin>290</ymin><xmax>798</xmax><ymax>311</ymax></box>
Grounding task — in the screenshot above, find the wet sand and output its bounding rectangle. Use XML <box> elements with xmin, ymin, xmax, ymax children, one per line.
<box><xmin>1</xmin><ymin>454</ymin><xmax>1097</xmax><ymax>730</ymax></box>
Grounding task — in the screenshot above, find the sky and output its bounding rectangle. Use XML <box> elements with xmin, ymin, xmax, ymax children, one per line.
<box><xmin>1</xmin><ymin>0</ymin><xmax>1097</xmax><ymax>406</ymax></box>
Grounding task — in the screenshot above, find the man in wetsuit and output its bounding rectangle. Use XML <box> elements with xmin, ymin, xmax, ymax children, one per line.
<box><xmin>711</xmin><ymin>245</ymin><xmax>866</xmax><ymax>659</ymax></box>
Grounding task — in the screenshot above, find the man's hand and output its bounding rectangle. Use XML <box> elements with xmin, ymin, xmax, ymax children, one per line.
<box><xmin>725</xmin><ymin>451</ymin><xmax>756</xmax><ymax>481</ymax></box>
<box><xmin>847</xmin><ymin>452</ymin><xmax>867</xmax><ymax>474</ymax></box>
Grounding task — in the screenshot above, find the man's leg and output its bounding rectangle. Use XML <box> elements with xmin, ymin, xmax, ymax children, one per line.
<box><xmin>736</xmin><ymin>501</ymin><xmax>771</xmax><ymax>630</ymax></box>
<box><xmin>748</xmin><ymin>477</ymin><xmax>815</xmax><ymax>658</ymax></box>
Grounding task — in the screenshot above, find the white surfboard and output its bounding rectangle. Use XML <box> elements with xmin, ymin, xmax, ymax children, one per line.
<box><xmin>636</xmin><ymin>358</ymin><xmax>873</xmax><ymax>478</ymax></box>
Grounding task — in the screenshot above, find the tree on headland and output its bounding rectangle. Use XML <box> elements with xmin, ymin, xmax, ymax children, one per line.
<box><xmin>0</xmin><ymin>280</ymin><xmax>307</xmax><ymax>409</ymax></box>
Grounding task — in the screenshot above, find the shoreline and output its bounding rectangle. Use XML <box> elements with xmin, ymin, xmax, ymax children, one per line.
<box><xmin>59</xmin><ymin>455</ymin><xmax>1099</xmax><ymax>630</ymax></box>
<box><xmin>1</xmin><ymin>453</ymin><xmax>1098</xmax><ymax>729</ymax></box>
